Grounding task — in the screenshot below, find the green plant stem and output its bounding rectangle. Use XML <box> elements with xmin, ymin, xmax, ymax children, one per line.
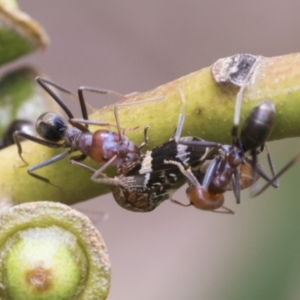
<box><xmin>0</xmin><ymin>53</ymin><xmax>300</xmax><ymax>205</ymax></box>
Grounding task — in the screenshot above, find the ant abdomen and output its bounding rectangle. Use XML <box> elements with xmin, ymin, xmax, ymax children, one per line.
<box><xmin>238</xmin><ymin>162</ymin><xmax>260</xmax><ymax>190</ymax></box>
<box><xmin>89</xmin><ymin>130</ymin><xmax>140</xmax><ymax>164</ymax></box>
<box><xmin>240</xmin><ymin>100</ymin><xmax>275</xmax><ymax>151</ymax></box>
<box><xmin>186</xmin><ymin>186</ymin><xmax>225</xmax><ymax>211</ymax></box>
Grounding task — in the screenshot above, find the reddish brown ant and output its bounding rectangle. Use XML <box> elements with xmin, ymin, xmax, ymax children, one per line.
<box><xmin>71</xmin><ymin>88</ymin><xmax>214</xmax><ymax>212</ymax></box>
<box><xmin>165</xmin><ymin>160</ymin><xmax>234</xmax><ymax>214</ymax></box>
<box><xmin>13</xmin><ymin>77</ymin><xmax>160</xmax><ymax>184</ymax></box>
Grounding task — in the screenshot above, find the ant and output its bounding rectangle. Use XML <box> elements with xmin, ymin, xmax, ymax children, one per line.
<box><xmin>173</xmin><ymin>76</ymin><xmax>300</xmax><ymax>213</ymax></box>
<box><xmin>72</xmin><ymin>88</ymin><xmax>214</xmax><ymax>212</ymax></box>
<box><xmin>13</xmin><ymin>77</ymin><xmax>158</xmax><ymax>184</ymax></box>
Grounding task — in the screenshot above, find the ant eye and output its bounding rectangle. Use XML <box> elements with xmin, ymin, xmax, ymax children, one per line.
<box><xmin>36</xmin><ymin>112</ymin><xmax>68</xmax><ymax>141</ymax></box>
<box><xmin>102</xmin><ymin>156</ymin><xmax>108</xmax><ymax>162</ymax></box>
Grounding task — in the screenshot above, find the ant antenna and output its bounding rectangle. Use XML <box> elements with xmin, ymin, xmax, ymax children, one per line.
<box><xmin>232</xmin><ymin>58</ymin><xmax>260</xmax><ymax>138</ymax></box>
<box><xmin>174</xmin><ymin>87</ymin><xmax>186</xmax><ymax>142</ymax></box>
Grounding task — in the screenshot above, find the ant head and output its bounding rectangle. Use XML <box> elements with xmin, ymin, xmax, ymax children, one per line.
<box><xmin>186</xmin><ymin>185</ymin><xmax>224</xmax><ymax>211</ymax></box>
<box><xmin>36</xmin><ymin>112</ymin><xmax>68</xmax><ymax>141</ymax></box>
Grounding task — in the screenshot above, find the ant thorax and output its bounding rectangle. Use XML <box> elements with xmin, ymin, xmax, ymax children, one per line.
<box><xmin>64</xmin><ymin>128</ymin><xmax>93</xmax><ymax>156</ymax></box>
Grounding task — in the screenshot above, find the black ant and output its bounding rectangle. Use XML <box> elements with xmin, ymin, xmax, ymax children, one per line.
<box><xmin>72</xmin><ymin>88</ymin><xmax>214</xmax><ymax>212</ymax></box>
<box><xmin>173</xmin><ymin>80</ymin><xmax>300</xmax><ymax>213</ymax></box>
<box><xmin>13</xmin><ymin>77</ymin><xmax>157</xmax><ymax>184</ymax></box>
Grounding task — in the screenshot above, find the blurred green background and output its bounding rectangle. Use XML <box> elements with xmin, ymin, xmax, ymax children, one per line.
<box><xmin>4</xmin><ymin>1</ymin><xmax>300</xmax><ymax>299</ymax></box>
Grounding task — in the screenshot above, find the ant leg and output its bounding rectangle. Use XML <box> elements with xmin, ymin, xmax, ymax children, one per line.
<box><xmin>113</xmin><ymin>95</ymin><xmax>165</xmax><ymax>141</ymax></box>
<box><xmin>37</xmin><ymin>78</ymin><xmax>96</xmax><ymax>125</ymax></box>
<box><xmin>202</xmin><ymin>158</ymin><xmax>219</xmax><ymax>189</ymax></box>
<box><xmin>264</xmin><ymin>143</ymin><xmax>279</xmax><ymax>187</ymax></box>
<box><xmin>138</xmin><ymin>126</ymin><xmax>149</xmax><ymax>150</ymax></box>
<box><xmin>119</xmin><ymin>87</ymin><xmax>186</xmax><ymax>149</ymax></box>
<box><xmin>252</xmin><ymin>151</ymin><xmax>300</xmax><ymax>197</ymax></box>
<box><xmin>71</xmin><ymin>88</ymin><xmax>158</xmax><ymax>132</ymax></box>
<box><xmin>37</xmin><ymin>78</ymin><xmax>89</xmax><ymax>140</ymax></box>
<box><xmin>90</xmin><ymin>155</ymin><xmax>118</xmax><ymax>181</ymax></box>
<box><xmin>164</xmin><ymin>159</ymin><xmax>198</xmax><ymax>187</ymax></box>
<box><xmin>36</xmin><ymin>77</ymin><xmax>77</xmax><ymax>97</ymax></box>
<box><xmin>71</xmin><ymin>160</ymin><xmax>127</xmax><ymax>188</ymax></box>
<box><xmin>123</xmin><ymin>93</ymin><xmax>202</xmax><ymax>148</ymax></box>
<box><xmin>245</xmin><ymin>157</ymin><xmax>278</xmax><ymax>188</ymax></box>
<box><xmin>212</xmin><ymin>206</ymin><xmax>235</xmax><ymax>214</ymax></box>
<box><xmin>69</xmin><ymin>154</ymin><xmax>87</xmax><ymax>162</ymax></box>
<box><xmin>28</xmin><ymin>149</ymin><xmax>73</xmax><ymax>184</ymax></box>
<box><xmin>69</xmin><ymin>118</ymin><xmax>120</xmax><ymax>130</ymax></box>
<box><xmin>231</xmin><ymin>168</ymin><xmax>241</xmax><ymax>204</ymax></box>
<box><xmin>13</xmin><ymin>131</ymin><xmax>64</xmax><ymax>165</ymax></box>
<box><xmin>77</xmin><ymin>86</ymin><xmax>165</xmax><ymax>150</ymax></box>
<box><xmin>78</xmin><ymin>86</ymin><xmax>125</xmax><ymax>103</ymax></box>
<box><xmin>77</xmin><ymin>87</ymin><xmax>125</xmax><ymax>128</ymax></box>
<box><xmin>251</xmin><ymin>149</ymin><xmax>259</xmax><ymax>191</ymax></box>
<box><xmin>36</xmin><ymin>77</ymin><xmax>75</xmax><ymax>119</ymax></box>
<box><xmin>178</xmin><ymin>139</ymin><xmax>222</xmax><ymax>149</ymax></box>
<box><xmin>70</xmin><ymin>160</ymin><xmax>96</xmax><ymax>173</ymax></box>
<box><xmin>170</xmin><ymin>198</ymin><xmax>192</xmax><ymax>207</ymax></box>
<box><xmin>246</xmin><ymin>149</ymin><xmax>267</xmax><ymax>196</ymax></box>
<box><xmin>78</xmin><ymin>85</ymin><xmax>164</xmax><ymax>136</ymax></box>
